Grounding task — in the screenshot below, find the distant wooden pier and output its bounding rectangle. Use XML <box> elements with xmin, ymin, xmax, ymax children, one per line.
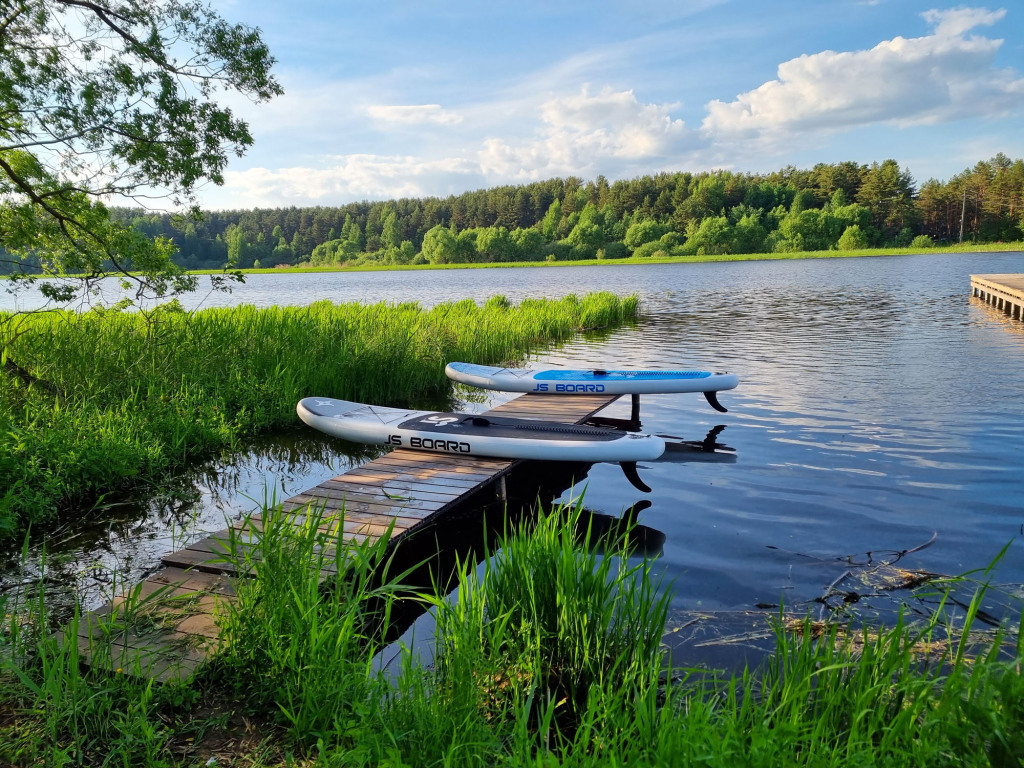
<box><xmin>971</xmin><ymin>274</ymin><xmax>1024</xmax><ymax>320</ymax></box>
<box><xmin>71</xmin><ymin>392</ymin><xmax>621</xmax><ymax>682</ymax></box>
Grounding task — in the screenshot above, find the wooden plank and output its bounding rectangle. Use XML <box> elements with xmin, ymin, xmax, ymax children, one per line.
<box><xmin>971</xmin><ymin>274</ymin><xmax>1024</xmax><ymax>320</ymax></box>
<box><xmin>383</xmin><ymin>448</ymin><xmax>511</xmax><ymax>471</ymax></box>
<box><xmin>316</xmin><ymin>478</ymin><xmax>467</xmax><ymax>502</ymax></box>
<box><xmin>146</xmin><ymin>566</ymin><xmax>237</xmax><ymax>596</ymax></box>
<box><xmin>292</xmin><ymin>487</ymin><xmax>456</xmax><ymax>512</ymax></box>
<box><xmin>70</xmin><ymin>568</ymin><xmax>234</xmax><ymax>683</ymax></box>
<box><xmin>342</xmin><ymin>462</ymin><xmax>495</xmax><ymax>484</ymax></box>
<box><xmin>283</xmin><ymin>488</ymin><xmax>448</xmax><ymax>517</ymax></box>
<box><xmin>340</xmin><ymin>469</ymin><xmax>488</xmax><ymax>492</ymax></box>
<box><xmin>371</xmin><ymin>454</ymin><xmax>512</xmax><ymax>478</ymax></box>
<box><xmin>160</xmin><ymin>547</ymin><xmax>244</xmax><ymax>573</ymax></box>
<box><xmin>234</xmin><ymin>508</ymin><xmax>411</xmax><ymax>537</ymax></box>
<box><xmin>161</xmin><ymin>545</ymin><xmax>348</xmax><ymax>578</ymax></box>
<box><xmin>76</xmin><ymin>603</ymin><xmax>227</xmax><ymax>647</ymax></box>
<box><xmin>69</xmin><ymin>630</ymin><xmax>208</xmax><ymax>683</ymax></box>
<box><xmin>372</xmin><ymin>454</ymin><xmax>512</xmax><ymax>473</ymax></box>
<box><xmin>488</xmin><ymin>394</ymin><xmax>619</xmax><ymax>421</ymax></box>
<box><xmin>239</xmin><ymin>512</ymin><xmax>408</xmax><ymax>539</ymax></box>
<box><xmin>281</xmin><ymin>490</ymin><xmax>440</xmax><ymax>517</ymax></box>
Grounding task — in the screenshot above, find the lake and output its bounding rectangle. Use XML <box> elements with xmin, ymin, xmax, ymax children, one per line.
<box><xmin>3</xmin><ymin>252</ymin><xmax>1023</xmax><ymax>663</ymax></box>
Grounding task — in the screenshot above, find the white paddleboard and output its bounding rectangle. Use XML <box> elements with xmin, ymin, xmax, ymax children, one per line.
<box><xmin>297</xmin><ymin>397</ymin><xmax>666</xmax><ymax>463</ymax></box>
<box><xmin>445</xmin><ymin>361</ymin><xmax>739</xmax><ymax>412</ymax></box>
<box><xmin>445</xmin><ymin>362</ymin><xmax>739</xmax><ymax>396</ymax></box>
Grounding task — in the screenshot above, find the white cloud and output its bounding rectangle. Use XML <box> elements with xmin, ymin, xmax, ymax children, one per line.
<box><xmin>217</xmin><ymin>155</ymin><xmax>483</xmax><ymax>208</ymax></box>
<box><xmin>366</xmin><ymin>104</ymin><xmax>463</xmax><ymax>126</ymax></box>
<box><xmin>702</xmin><ymin>6</ymin><xmax>1024</xmax><ymax>140</ymax></box>
<box><xmin>479</xmin><ymin>86</ymin><xmax>692</xmax><ymax>179</ymax></box>
<box><xmin>206</xmin><ymin>87</ymin><xmax>695</xmax><ymax>206</ymax></box>
<box><xmin>921</xmin><ymin>6</ymin><xmax>1005</xmax><ymax>37</ymax></box>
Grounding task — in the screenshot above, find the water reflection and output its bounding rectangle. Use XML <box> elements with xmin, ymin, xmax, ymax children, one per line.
<box><xmin>577</xmin><ymin>501</ymin><xmax>666</xmax><ymax>558</ymax></box>
<box><xmin>0</xmin><ymin>431</ymin><xmax>379</xmax><ymax>619</ymax></box>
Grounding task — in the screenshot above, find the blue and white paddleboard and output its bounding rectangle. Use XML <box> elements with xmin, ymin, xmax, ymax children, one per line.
<box><xmin>297</xmin><ymin>397</ymin><xmax>666</xmax><ymax>463</ymax></box>
<box><xmin>445</xmin><ymin>362</ymin><xmax>739</xmax><ymax>411</ymax></box>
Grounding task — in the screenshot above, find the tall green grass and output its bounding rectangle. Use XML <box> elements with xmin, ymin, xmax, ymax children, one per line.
<box><xmin>0</xmin><ymin>292</ymin><xmax>639</xmax><ymax>535</ymax></box>
<box><xmin>363</xmin><ymin>500</ymin><xmax>673</xmax><ymax>765</ymax></box>
<box><xmin>0</xmin><ymin>550</ymin><xmax>184</xmax><ymax>767</ymax></box>
<box><xmin>2</xmin><ymin>497</ymin><xmax>1022</xmax><ymax>766</ymax></box>
<box><xmin>212</xmin><ymin>500</ymin><xmax>407</xmax><ymax>743</ymax></box>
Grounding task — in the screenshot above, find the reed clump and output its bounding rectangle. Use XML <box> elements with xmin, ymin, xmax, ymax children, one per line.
<box><xmin>0</xmin><ymin>292</ymin><xmax>639</xmax><ymax>535</ymax></box>
<box><xmin>1</xmin><ymin>499</ymin><xmax>1022</xmax><ymax>766</ymax></box>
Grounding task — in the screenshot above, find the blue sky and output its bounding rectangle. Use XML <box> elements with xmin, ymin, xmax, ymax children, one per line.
<box><xmin>200</xmin><ymin>0</ymin><xmax>1024</xmax><ymax>210</ymax></box>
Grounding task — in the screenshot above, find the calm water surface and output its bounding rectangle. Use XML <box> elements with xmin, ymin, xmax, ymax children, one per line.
<box><xmin>3</xmin><ymin>253</ymin><xmax>1023</xmax><ymax>659</ymax></box>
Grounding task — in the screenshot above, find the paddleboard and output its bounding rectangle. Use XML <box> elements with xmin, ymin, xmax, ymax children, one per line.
<box><xmin>445</xmin><ymin>361</ymin><xmax>739</xmax><ymax>412</ymax></box>
<box><xmin>445</xmin><ymin>362</ymin><xmax>739</xmax><ymax>396</ymax></box>
<box><xmin>296</xmin><ymin>397</ymin><xmax>666</xmax><ymax>463</ymax></box>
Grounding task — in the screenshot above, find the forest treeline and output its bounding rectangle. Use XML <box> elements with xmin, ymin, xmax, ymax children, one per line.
<box><xmin>85</xmin><ymin>154</ymin><xmax>1024</xmax><ymax>270</ymax></box>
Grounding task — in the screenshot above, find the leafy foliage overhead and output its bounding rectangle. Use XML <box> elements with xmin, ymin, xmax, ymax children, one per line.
<box><xmin>0</xmin><ymin>0</ymin><xmax>281</xmax><ymax>303</ymax></box>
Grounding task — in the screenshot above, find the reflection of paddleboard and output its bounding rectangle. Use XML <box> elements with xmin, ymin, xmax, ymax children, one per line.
<box><xmin>297</xmin><ymin>397</ymin><xmax>665</xmax><ymax>463</ymax></box>
<box><xmin>446</xmin><ymin>361</ymin><xmax>739</xmax><ymax>412</ymax></box>
<box><xmin>577</xmin><ymin>501</ymin><xmax>666</xmax><ymax>558</ymax></box>
<box><xmin>657</xmin><ymin>424</ymin><xmax>737</xmax><ymax>462</ymax></box>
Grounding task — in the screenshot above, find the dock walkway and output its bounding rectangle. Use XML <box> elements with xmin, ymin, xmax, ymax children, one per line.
<box><xmin>71</xmin><ymin>393</ymin><xmax>621</xmax><ymax>682</ymax></box>
<box><xmin>971</xmin><ymin>274</ymin><xmax>1024</xmax><ymax>320</ymax></box>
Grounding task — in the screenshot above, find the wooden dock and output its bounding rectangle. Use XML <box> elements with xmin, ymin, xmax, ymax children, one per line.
<box><xmin>70</xmin><ymin>392</ymin><xmax>621</xmax><ymax>682</ymax></box>
<box><xmin>971</xmin><ymin>274</ymin><xmax>1024</xmax><ymax>320</ymax></box>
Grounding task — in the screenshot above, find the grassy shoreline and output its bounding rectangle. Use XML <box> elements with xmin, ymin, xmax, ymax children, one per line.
<box><xmin>186</xmin><ymin>241</ymin><xmax>1024</xmax><ymax>277</ymax></box>
<box><xmin>3</xmin><ymin>242</ymin><xmax>1017</xmax><ymax>284</ymax></box>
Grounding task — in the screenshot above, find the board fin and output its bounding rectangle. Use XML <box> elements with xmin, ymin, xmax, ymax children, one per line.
<box><xmin>620</xmin><ymin>461</ymin><xmax>652</xmax><ymax>493</ymax></box>
<box><xmin>704</xmin><ymin>390</ymin><xmax>728</xmax><ymax>413</ymax></box>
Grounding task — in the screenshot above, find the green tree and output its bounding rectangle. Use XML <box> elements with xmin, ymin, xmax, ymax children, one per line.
<box><xmin>623</xmin><ymin>219</ymin><xmax>670</xmax><ymax>251</ymax></box>
<box><xmin>511</xmin><ymin>227</ymin><xmax>546</xmax><ymax>261</ymax></box>
<box><xmin>730</xmin><ymin>213</ymin><xmax>768</xmax><ymax>254</ymax></box>
<box><xmin>837</xmin><ymin>225</ymin><xmax>868</xmax><ymax>250</ymax></box>
<box><xmin>0</xmin><ymin>0</ymin><xmax>281</xmax><ymax>323</ymax></box>
<box><xmin>678</xmin><ymin>175</ymin><xmax>727</xmax><ymax>226</ymax></box>
<box><xmin>475</xmin><ymin>227</ymin><xmax>517</xmax><ymax>262</ymax></box>
<box><xmin>541</xmin><ymin>199</ymin><xmax>563</xmax><ymax>240</ymax></box>
<box><xmin>857</xmin><ymin>160</ymin><xmax>918</xmax><ymax>241</ymax></box>
<box><xmin>565</xmin><ymin>203</ymin><xmax>606</xmax><ymax>256</ymax></box>
<box><xmin>790</xmin><ymin>188</ymin><xmax>817</xmax><ymax>215</ymax></box>
<box><xmin>381</xmin><ymin>210</ymin><xmax>403</xmax><ymax>250</ymax></box>
<box><xmin>225</xmin><ymin>225</ymin><xmax>252</xmax><ymax>268</ymax></box>
<box><xmin>270</xmin><ymin>236</ymin><xmax>294</xmax><ymax>266</ymax></box>
<box><xmin>421</xmin><ymin>224</ymin><xmax>459</xmax><ymax>264</ymax></box>
<box><xmin>684</xmin><ymin>216</ymin><xmax>732</xmax><ymax>255</ymax></box>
